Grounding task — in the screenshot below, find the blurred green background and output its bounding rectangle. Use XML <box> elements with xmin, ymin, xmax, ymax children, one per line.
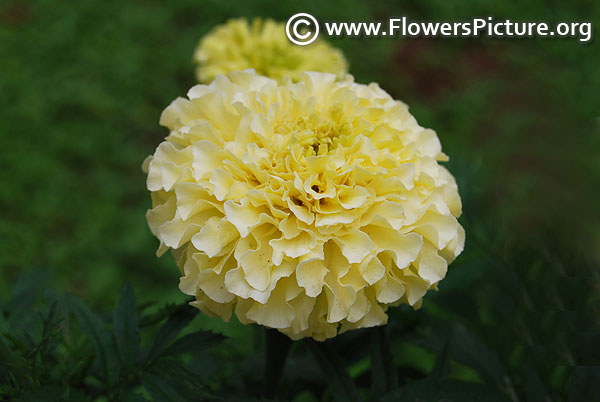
<box><xmin>1</xmin><ymin>0</ymin><xmax>599</xmax><ymax>400</ymax></box>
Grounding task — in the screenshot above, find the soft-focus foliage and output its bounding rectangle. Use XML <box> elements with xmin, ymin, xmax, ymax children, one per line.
<box><xmin>1</xmin><ymin>0</ymin><xmax>599</xmax><ymax>400</ymax></box>
<box><xmin>193</xmin><ymin>18</ymin><xmax>348</xmax><ymax>83</ymax></box>
<box><xmin>0</xmin><ymin>280</ymin><xmax>224</xmax><ymax>401</ymax></box>
<box><xmin>144</xmin><ymin>71</ymin><xmax>464</xmax><ymax>340</ymax></box>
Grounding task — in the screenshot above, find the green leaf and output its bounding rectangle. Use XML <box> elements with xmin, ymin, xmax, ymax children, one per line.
<box><xmin>370</xmin><ymin>326</ymin><xmax>397</xmax><ymax>399</ymax></box>
<box><xmin>113</xmin><ymin>282</ymin><xmax>140</xmax><ymax>372</ymax></box>
<box><xmin>140</xmin><ymin>372</ymin><xmax>188</xmax><ymax>402</ymax></box>
<box><xmin>64</xmin><ymin>294</ymin><xmax>119</xmax><ymax>390</ymax></box>
<box><xmin>139</xmin><ymin>302</ymin><xmax>188</xmax><ymax>328</ymax></box>
<box><xmin>162</xmin><ymin>330</ymin><xmax>223</xmax><ymax>357</ymax></box>
<box><xmin>0</xmin><ymin>310</ymin><xmax>10</xmax><ymax>333</ymax></box>
<box><xmin>0</xmin><ymin>332</ymin><xmax>19</xmax><ymax>372</ymax></box>
<box><xmin>431</xmin><ymin>337</ymin><xmax>452</xmax><ymax>380</ymax></box>
<box><xmin>151</xmin><ymin>359</ymin><xmax>213</xmax><ymax>399</ymax></box>
<box><xmin>146</xmin><ymin>304</ymin><xmax>197</xmax><ymax>363</ymax></box>
<box><xmin>307</xmin><ymin>340</ymin><xmax>364</xmax><ymax>402</ymax></box>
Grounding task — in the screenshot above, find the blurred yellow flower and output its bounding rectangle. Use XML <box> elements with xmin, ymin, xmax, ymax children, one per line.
<box><xmin>144</xmin><ymin>70</ymin><xmax>464</xmax><ymax>341</ymax></box>
<box><xmin>193</xmin><ymin>18</ymin><xmax>348</xmax><ymax>83</ymax></box>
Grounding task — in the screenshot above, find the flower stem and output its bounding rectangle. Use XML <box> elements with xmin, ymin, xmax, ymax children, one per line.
<box><xmin>307</xmin><ymin>339</ymin><xmax>365</xmax><ymax>402</ymax></box>
<box><xmin>263</xmin><ymin>328</ymin><xmax>292</xmax><ymax>398</ymax></box>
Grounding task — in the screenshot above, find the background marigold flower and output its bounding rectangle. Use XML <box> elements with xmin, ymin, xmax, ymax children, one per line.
<box><xmin>144</xmin><ymin>70</ymin><xmax>465</xmax><ymax>341</ymax></box>
<box><xmin>193</xmin><ymin>18</ymin><xmax>348</xmax><ymax>83</ymax></box>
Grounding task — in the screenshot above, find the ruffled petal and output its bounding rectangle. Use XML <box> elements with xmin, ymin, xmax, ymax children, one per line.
<box><xmin>144</xmin><ymin>70</ymin><xmax>464</xmax><ymax>341</ymax></box>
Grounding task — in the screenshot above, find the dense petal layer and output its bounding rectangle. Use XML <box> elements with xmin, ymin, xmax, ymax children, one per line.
<box><xmin>194</xmin><ymin>18</ymin><xmax>348</xmax><ymax>84</ymax></box>
<box><xmin>145</xmin><ymin>70</ymin><xmax>464</xmax><ymax>341</ymax></box>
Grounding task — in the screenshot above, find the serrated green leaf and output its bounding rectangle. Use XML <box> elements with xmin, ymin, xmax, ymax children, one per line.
<box><xmin>141</xmin><ymin>373</ymin><xmax>188</xmax><ymax>402</ymax></box>
<box><xmin>146</xmin><ymin>304</ymin><xmax>197</xmax><ymax>363</ymax></box>
<box><xmin>139</xmin><ymin>302</ymin><xmax>188</xmax><ymax>328</ymax></box>
<box><xmin>64</xmin><ymin>295</ymin><xmax>119</xmax><ymax>390</ymax></box>
<box><xmin>307</xmin><ymin>340</ymin><xmax>364</xmax><ymax>402</ymax></box>
<box><xmin>151</xmin><ymin>359</ymin><xmax>211</xmax><ymax>394</ymax></box>
<box><xmin>113</xmin><ymin>282</ymin><xmax>140</xmax><ymax>372</ymax></box>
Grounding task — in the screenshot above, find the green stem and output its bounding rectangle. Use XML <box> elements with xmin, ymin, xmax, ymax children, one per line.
<box><xmin>307</xmin><ymin>339</ymin><xmax>365</xmax><ymax>402</ymax></box>
<box><xmin>264</xmin><ymin>329</ymin><xmax>292</xmax><ymax>398</ymax></box>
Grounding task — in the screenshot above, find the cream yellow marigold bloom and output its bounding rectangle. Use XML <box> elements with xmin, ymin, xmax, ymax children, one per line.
<box><xmin>193</xmin><ymin>18</ymin><xmax>348</xmax><ymax>83</ymax></box>
<box><xmin>144</xmin><ymin>70</ymin><xmax>464</xmax><ymax>341</ymax></box>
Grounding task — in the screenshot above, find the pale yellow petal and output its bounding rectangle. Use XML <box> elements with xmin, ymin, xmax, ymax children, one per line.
<box><xmin>334</xmin><ymin>230</ymin><xmax>374</xmax><ymax>264</ymax></box>
<box><xmin>296</xmin><ymin>259</ymin><xmax>328</xmax><ymax>298</ymax></box>
<box><xmin>144</xmin><ymin>69</ymin><xmax>465</xmax><ymax>341</ymax></box>
<box><xmin>362</xmin><ymin>225</ymin><xmax>423</xmax><ymax>268</ymax></box>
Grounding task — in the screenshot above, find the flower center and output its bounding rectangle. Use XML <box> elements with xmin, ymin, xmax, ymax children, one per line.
<box><xmin>278</xmin><ymin>106</ymin><xmax>353</xmax><ymax>158</ymax></box>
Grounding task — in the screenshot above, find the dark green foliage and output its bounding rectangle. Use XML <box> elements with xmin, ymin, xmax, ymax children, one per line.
<box><xmin>114</xmin><ymin>282</ymin><xmax>140</xmax><ymax>373</ymax></box>
<box><xmin>0</xmin><ymin>283</ymin><xmax>224</xmax><ymax>401</ymax></box>
<box><xmin>65</xmin><ymin>294</ymin><xmax>120</xmax><ymax>390</ymax></box>
<box><xmin>140</xmin><ymin>373</ymin><xmax>188</xmax><ymax>402</ymax></box>
<box><xmin>380</xmin><ymin>378</ymin><xmax>512</xmax><ymax>402</ymax></box>
<box><xmin>146</xmin><ymin>304</ymin><xmax>198</xmax><ymax>363</ymax></box>
<box><xmin>307</xmin><ymin>340</ymin><xmax>365</xmax><ymax>402</ymax></box>
<box><xmin>370</xmin><ymin>327</ymin><xmax>398</xmax><ymax>399</ymax></box>
<box><xmin>7</xmin><ymin>271</ymin><xmax>594</xmax><ymax>401</ymax></box>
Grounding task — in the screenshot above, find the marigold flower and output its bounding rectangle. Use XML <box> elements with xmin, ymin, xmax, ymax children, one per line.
<box><xmin>193</xmin><ymin>18</ymin><xmax>348</xmax><ymax>83</ymax></box>
<box><xmin>144</xmin><ymin>70</ymin><xmax>464</xmax><ymax>340</ymax></box>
